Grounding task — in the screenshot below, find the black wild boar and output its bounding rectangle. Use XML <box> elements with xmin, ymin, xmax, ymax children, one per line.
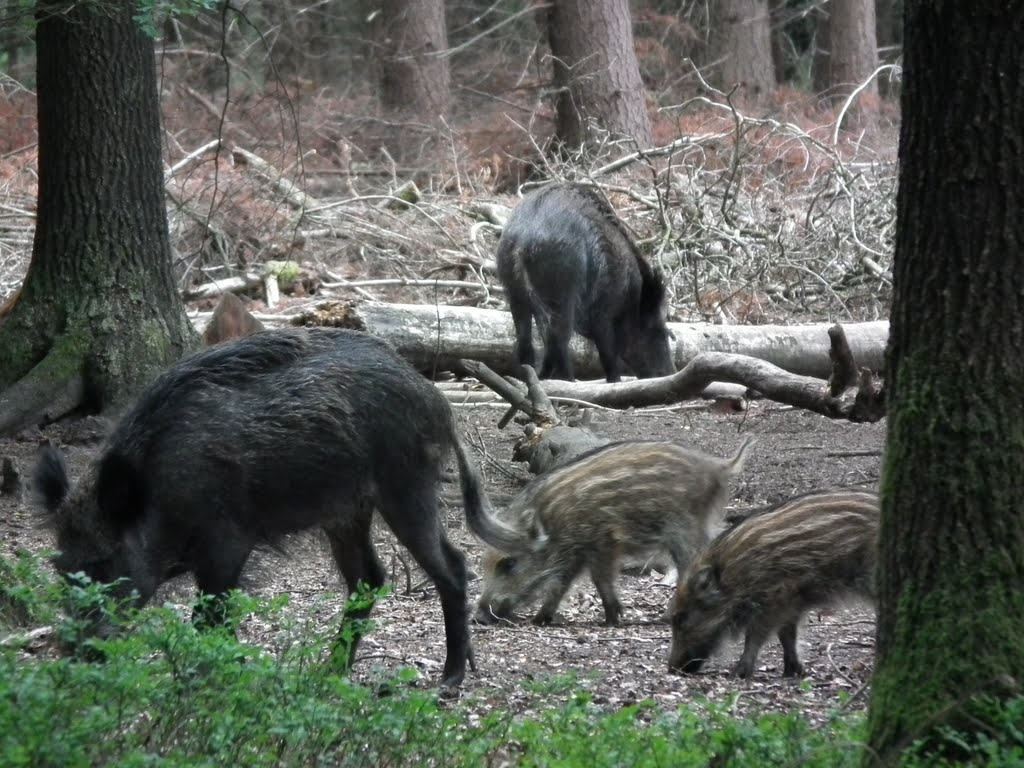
<box><xmin>667</xmin><ymin>488</ymin><xmax>878</xmax><ymax>678</ymax></box>
<box><xmin>495</xmin><ymin>183</ymin><xmax>675</xmax><ymax>383</ymax></box>
<box><xmin>34</xmin><ymin>327</ymin><xmax>506</xmax><ymax>688</ymax></box>
<box><xmin>473</xmin><ymin>438</ymin><xmax>753</xmax><ymax>626</ymax></box>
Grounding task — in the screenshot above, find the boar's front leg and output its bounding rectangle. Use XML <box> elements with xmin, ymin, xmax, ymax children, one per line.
<box><xmin>733</xmin><ymin>622</ymin><xmax>772</xmax><ymax>678</ymax></box>
<box><xmin>532</xmin><ymin>554</ymin><xmax>585</xmax><ymax>625</ymax></box>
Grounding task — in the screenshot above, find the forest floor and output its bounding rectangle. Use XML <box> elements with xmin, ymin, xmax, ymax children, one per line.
<box><xmin>0</xmin><ymin>393</ymin><xmax>883</xmax><ymax>724</ymax></box>
<box><xmin>1</xmin><ymin>43</ymin><xmax>893</xmax><ymax>725</ymax></box>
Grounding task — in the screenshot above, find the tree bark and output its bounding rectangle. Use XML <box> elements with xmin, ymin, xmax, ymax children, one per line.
<box><xmin>865</xmin><ymin>3</ymin><xmax>1024</xmax><ymax>764</ymax></box>
<box><xmin>546</xmin><ymin>0</ymin><xmax>653</xmax><ymax>152</ymax></box>
<box><xmin>0</xmin><ymin>1</ymin><xmax>196</xmax><ymax>436</ymax></box>
<box><xmin>874</xmin><ymin>0</ymin><xmax>902</xmax><ymax>99</ymax></box>
<box><xmin>706</xmin><ymin>0</ymin><xmax>777</xmax><ymax>100</ymax></box>
<box><xmin>374</xmin><ymin>0</ymin><xmax>451</xmax><ymax>119</ymax></box>
<box><xmin>815</xmin><ymin>0</ymin><xmax>879</xmax><ymax>112</ymax></box>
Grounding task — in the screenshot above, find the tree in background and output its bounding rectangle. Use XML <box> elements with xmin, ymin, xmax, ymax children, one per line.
<box><xmin>0</xmin><ymin>2</ymin><xmax>196</xmax><ymax>435</ymax></box>
<box><xmin>769</xmin><ymin>0</ymin><xmax>817</xmax><ymax>86</ymax></box>
<box><xmin>705</xmin><ymin>0</ymin><xmax>777</xmax><ymax>99</ymax></box>
<box><xmin>374</xmin><ymin>0</ymin><xmax>451</xmax><ymax>118</ymax></box>
<box><xmin>875</xmin><ymin>0</ymin><xmax>902</xmax><ymax>98</ymax></box>
<box><xmin>366</xmin><ymin>0</ymin><xmax>451</xmax><ymax>165</ymax></box>
<box><xmin>814</xmin><ymin>0</ymin><xmax>879</xmax><ymax>112</ymax></box>
<box><xmin>865</xmin><ymin>1</ymin><xmax>1024</xmax><ymax>763</ymax></box>
<box><xmin>545</xmin><ymin>0</ymin><xmax>653</xmax><ymax>152</ymax></box>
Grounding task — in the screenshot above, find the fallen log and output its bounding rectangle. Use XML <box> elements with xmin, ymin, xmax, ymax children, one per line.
<box><xmin>193</xmin><ymin>299</ymin><xmax>889</xmax><ymax>380</ymax></box>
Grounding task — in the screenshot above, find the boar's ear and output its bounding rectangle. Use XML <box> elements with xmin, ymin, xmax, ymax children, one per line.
<box><xmin>96</xmin><ymin>452</ymin><xmax>147</xmax><ymax>533</ymax></box>
<box><xmin>33</xmin><ymin>445</ymin><xmax>70</xmax><ymax>513</ymax></box>
<box><xmin>638</xmin><ymin>264</ymin><xmax>668</xmax><ymax>314</ymax></box>
<box><xmin>494</xmin><ymin>556</ymin><xmax>519</xmax><ymax>576</ymax></box>
<box><xmin>526</xmin><ymin>520</ymin><xmax>550</xmax><ymax>548</ymax></box>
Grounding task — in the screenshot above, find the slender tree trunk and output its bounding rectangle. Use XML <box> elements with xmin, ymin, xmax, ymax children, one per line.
<box><xmin>875</xmin><ymin>0</ymin><xmax>902</xmax><ymax>99</ymax></box>
<box><xmin>0</xmin><ymin>1</ymin><xmax>196</xmax><ymax>434</ymax></box>
<box><xmin>815</xmin><ymin>0</ymin><xmax>879</xmax><ymax>112</ymax></box>
<box><xmin>865</xmin><ymin>3</ymin><xmax>1024</xmax><ymax>764</ymax></box>
<box><xmin>705</xmin><ymin>0</ymin><xmax>777</xmax><ymax>99</ymax></box>
<box><xmin>547</xmin><ymin>0</ymin><xmax>653</xmax><ymax>152</ymax></box>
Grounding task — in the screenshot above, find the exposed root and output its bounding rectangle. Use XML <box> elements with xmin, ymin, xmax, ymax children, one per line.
<box><xmin>0</xmin><ymin>353</ymin><xmax>85</xmax><ymax>436</ymax></box>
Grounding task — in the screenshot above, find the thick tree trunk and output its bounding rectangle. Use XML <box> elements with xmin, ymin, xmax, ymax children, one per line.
<box><xmin>375</xmin><ymin>0</ymin><xmax>451</xmax><ymax>118</ymax></box>
<box><xmin>865</xmin><ymin>3</ymin><xmax>1024</xmax><ymax>764</ymax></box>
<box><xmin>706</xmin><ymin>0</ymin><xmax>777</xmax><ymax>99</ymax></box>
<box><xmin>815</xmin><ymin>0</ymin><xmax>879</xmax><ymax>112</ymax></box>
<box><xmin>547</xmin><ymin>0</ymin><xmax>653</xmax><ymax>151</ymax></box>
<box><xmin>0</xmin><ymin>1</ymin><xmax>196</xmax><ymax>435</ymax></box>
<box><xmin>368</xmin><ymin>0</ymin><xmax>451</xmax><ymax>167</ymax></box>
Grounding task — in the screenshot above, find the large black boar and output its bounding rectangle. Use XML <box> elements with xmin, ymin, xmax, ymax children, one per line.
<box><xmin>34</xmin><ymin>328</ymin><xmax>507</xmax><ymax>688</ymax></box>
<box><xmin>473</xmin><ymin>438</ymin><xmax>753</xmax><ymax>626</ymax></box>
<box><xmin>667</xmin><ymin>489</ymin><xmax>878</xmax><ymax>678</ymax></box>
<box><xmin>495</xmin><ymin>183</ymin><xmax>675</xmax><ymax>383</ymax></box>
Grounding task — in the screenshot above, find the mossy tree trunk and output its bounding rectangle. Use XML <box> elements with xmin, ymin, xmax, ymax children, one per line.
<box><xmin>0</xmin><ymin>1</ymin><xmax>197</xmax><ymax>435</ymax></box>
<box><xmin>865</xmin><ymin>2</ymin><xmax>1024</xmax><ymax>764</ymax></box>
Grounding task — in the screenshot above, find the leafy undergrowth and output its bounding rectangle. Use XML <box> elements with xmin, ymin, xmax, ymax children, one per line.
<box><xmin>1</xmin><ymin>552</ymin><xmax>1020</xmax><ymax>768</ymax></box>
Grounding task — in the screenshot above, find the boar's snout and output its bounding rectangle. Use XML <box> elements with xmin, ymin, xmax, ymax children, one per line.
<box><xmin>668</xmin><ymin>645</ymin><xmax>712</xmax><ymax>675</ymax></box>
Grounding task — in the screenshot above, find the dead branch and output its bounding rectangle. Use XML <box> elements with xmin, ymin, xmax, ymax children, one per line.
<box><xmin>466</xmin><ymin>350</ymin><xmax>884</xmax><ymax>424</ymax></box>
<box><xmin>231</xmin><ymin>147</ymin><xmax>319</xmax><ymax>211</ymax></box>
<box><xmin>184</xmin><ymin>273</ymin><xmax>262</xmax><ymax>300</ymax></box>
<box><xmin>828</xmin><ymin>323</ymin><xmax>859</xmax><ymax>395</ymax></box>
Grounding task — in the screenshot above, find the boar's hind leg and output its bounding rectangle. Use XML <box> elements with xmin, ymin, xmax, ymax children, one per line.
<box><xmin>778</xmin><ymin>621</ymin><xmax>805</xmax><ymax>677</ymax></box>
<box><xmin>377</xmin><ymin>485</ymin><xmax>472</xmax><ymax>688</ymax></box>
<box><xmin>589</xmin><ymin>558</ymin><xmax>623</xmax><ymax>625</ymax></box>
<box><xmin>507</xmin><ymin>289</ymin><xmax>537</xmax><ymax>370</ymax></box>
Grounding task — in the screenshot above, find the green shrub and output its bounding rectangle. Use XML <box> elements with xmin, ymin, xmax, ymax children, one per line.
<box><xmin>2</xmin><ymin>552</ymin><xmax>1022</xmax><ymax>768</ymax></box>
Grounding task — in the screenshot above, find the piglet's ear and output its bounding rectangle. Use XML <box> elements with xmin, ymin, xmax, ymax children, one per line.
<box><xmin>96</xmin><ymin>452</ymin><xmax>147</xmax><ymax>533</ymax></box>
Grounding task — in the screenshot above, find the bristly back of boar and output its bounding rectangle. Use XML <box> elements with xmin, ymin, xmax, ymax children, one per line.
<box><xmin>668</xmin><ymin>488</ymin><xmax>878</xmax><ymax>678</ymax></box>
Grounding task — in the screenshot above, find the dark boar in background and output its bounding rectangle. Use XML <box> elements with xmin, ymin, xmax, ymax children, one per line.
<box><xmin>495</xmin><ymin>183</ymin><xmax>675</xmax><ymax>383</ymax></box>
<box><xmin>668</xmin><ymin>489</ymin><xmax>878</xmax><ymax>678</ymax></box>
<box><xmin>474</xmin><ymin>438</ymin><xmax>753</xmax><ymax>626</ymax></box>
<box><xmin>34</xmin><ymin>328</ymin><xmax>506</xmax><ymax>688</ymax></box>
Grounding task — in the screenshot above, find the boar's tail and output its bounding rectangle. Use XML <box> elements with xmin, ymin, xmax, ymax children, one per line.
<box><xmin>722</xmin><ymin>436</ymin><xmax>756</xmax><ymax>478</ymax></box>
<box><xmin>452</xmin><ymin>435</ymin><xmax>529</xmax><ymax>552</ymax></box>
